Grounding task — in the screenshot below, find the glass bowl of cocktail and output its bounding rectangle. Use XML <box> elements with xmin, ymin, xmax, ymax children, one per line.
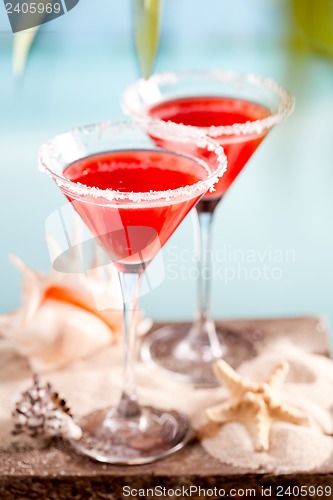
<box><xmin>39</xmin><ymin>120</ymin><xmax>227</xmax><ymax>464</ymax></box>
<box><xmin>122</xmin><ymin>70</ymin><xmax>295</xmax><ymax>386</ymax></box>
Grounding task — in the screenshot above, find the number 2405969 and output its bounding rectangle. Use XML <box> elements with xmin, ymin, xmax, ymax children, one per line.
<box><xmin>276</xmin><ymin>485</ymin><xmax>331</xmax><ymax>496</ymax></box>
<box><xmin>6</xmin><ymin>2</ymin><xmax>62</xmax><ymax>14</ymax></box>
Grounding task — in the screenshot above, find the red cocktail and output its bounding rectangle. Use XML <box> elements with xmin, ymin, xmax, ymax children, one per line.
<box><xmin>123</xmin><ymin>71</ymin><xmax>294</xmax><ymax>385</ymax></box>
<box><xmin>148</xmin><ymin>96</ymin><xmax>271</xmax><ymax>201</ymax></box>
<box><xmin>64</xmin><ymin>150</ymin><xmax>207</xmax><ymax>271</ymax></box>
<box><xmin>39</xmin><ymin>121</ymin><xmax>226</xmax><ymax>464</ymax></box>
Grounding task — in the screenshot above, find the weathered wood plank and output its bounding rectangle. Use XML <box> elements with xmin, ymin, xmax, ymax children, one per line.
<box><xmin>0</xmin><ymin>316</ymin><xmax>332</xmax><ymax>499</ymax></box>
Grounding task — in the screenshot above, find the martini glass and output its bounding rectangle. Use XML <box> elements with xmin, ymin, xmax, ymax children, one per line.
<box><xmin>123</xmin><ymin>70</ymin><xmax>295</xmax><ymax>386</ymax></box>
<box><xmin>39</xmin><ymin>121</ymin><xmax>226</xmax><ymax>464</ymax></box>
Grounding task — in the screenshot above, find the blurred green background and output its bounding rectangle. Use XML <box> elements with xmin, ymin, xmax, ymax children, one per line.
<box><xmin>0</xmin><ymin>0</ymin><xmax>333</xmax><ymax>340</ymax></box>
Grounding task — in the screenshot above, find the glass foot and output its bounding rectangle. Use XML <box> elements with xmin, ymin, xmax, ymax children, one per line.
<box><xmin>70</xmin><ymin>405</ymin><xmax>190</xmax><ymax>465</ymax></box>
<box><xmin>141</xmin><ymin>323</ymin><xmax>258</xmax><ymax>387</ymax></box>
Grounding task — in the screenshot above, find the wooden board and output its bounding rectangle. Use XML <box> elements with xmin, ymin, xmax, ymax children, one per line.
<box><xmin>0</xmin><ymin>316</ymin><xmax>332</xmax><ymax>499</ymax></box>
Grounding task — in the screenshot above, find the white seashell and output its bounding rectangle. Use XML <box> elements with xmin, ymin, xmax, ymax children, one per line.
<box><xmin>0</xmin><ymin>220</ymin><xmax>151</xmax><ymax>371</ymax></box>
<box><xmin>13</xmin><ymin>375</ymin><xmax>82</xmax><ymax>441</ymax></box>
<box><xmin>44</xmin><ymin>410</ymin><xmax>82</xmax><ymax>441</ymax></box>
<box><xmin>4</xmin><ymin>300</ymin><xmax>115</xmax><ymax>372</ymax></box>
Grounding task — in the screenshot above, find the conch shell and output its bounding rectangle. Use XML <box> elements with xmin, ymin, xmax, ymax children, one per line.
<box><xmin>0</xmin><ymin>223</ymin><xmax>151</xmax><ymax>372</ymax></box>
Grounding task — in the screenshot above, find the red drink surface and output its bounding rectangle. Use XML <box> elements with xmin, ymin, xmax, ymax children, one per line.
<box><xmin>148</xmin><ymin>96</ymin><xmax>271</xmax><ymax>199</ymax></box>
<box><xmin>63</xmin><ymin>150</ymin><xmax>206</xmax><ymax>271</ymax></box>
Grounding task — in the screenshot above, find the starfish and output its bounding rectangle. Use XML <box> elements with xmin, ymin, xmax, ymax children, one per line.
<box><xmin>206</xmin><ymin>359</ymin><xmax>310</xmax><ymax>452</ymax></box>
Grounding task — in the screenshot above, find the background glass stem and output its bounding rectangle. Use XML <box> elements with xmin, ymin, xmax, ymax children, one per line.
<box><xmin>192</xmin><ymin>209</ymin><xmax>223</xmax><ymax>358</ymax></box>
<box><xmin>133</xmin><ymin>0</ymin><xmax>163</xmax><ymax>78</ymax></box>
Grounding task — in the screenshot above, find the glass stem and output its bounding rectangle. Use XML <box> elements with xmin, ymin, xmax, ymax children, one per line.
<box><xmin>116</xmin><ymin>271</ymin><xmax>143</xmax><ymax>419</ymax></box>
<box><xmin>197</xmin><ymin>210</ymin><xmax>213</xmax><ymax>319</ymax></box>
<box><xmin>192</xmin><ymin>208</ymin><xmax>223</xmax><ymax>358</ymax></box>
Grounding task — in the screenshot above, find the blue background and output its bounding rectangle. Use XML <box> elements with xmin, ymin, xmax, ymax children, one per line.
<box><xmin>0</xmin><ymin>1</ymin><xmax>333</xmax><ymax>341</ymax></box>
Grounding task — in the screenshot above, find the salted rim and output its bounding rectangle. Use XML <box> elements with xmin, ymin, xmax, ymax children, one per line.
<box><xmin>39</xmin><ymin>120</ymin><xmax>227</xmax><ymax>205</ymax></box>
<box><xmin>122</xmin><ymin>70</ymin><xmax>295</xmax><ymax>137</ymax></box>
